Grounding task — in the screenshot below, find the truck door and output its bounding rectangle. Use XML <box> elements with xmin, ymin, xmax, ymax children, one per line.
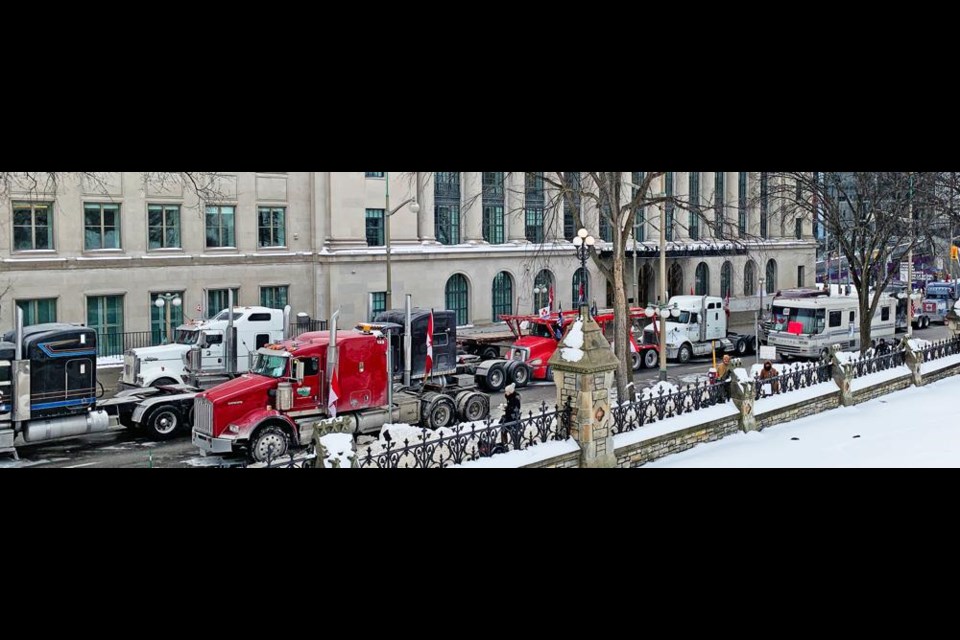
<box><xmin>292</xmin><ymin>357</ymin><xmax>321</xmax><ymax>409</ymax></box>
<box><xmin>201</xmin><ymin>330</ymin><xmax>224</xmax><ymax>371</ymax></box>
<box><xmin>65</xmin><ymin>357</ymin><xmax>95</xmax><ymax>406</ymax></box>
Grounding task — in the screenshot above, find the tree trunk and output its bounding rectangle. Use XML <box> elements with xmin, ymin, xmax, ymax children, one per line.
<box><xmin>612</xmin><ymin>234</ymin><xmax>629</xmax><ymax>402</ymax></box>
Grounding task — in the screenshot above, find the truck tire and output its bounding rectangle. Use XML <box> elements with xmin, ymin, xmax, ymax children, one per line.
<box><xmin>483</xmin><ymin>363</ymin><xmax>507</xmax><ymax>392</ymax></box>
<box><xmin>144</xmin><ymin>404</ymin><xmax>183</xmax><ymax>440</ymax></box>
<box><xmin>507</xmin><ymin>361</ymin><xmax>531</xmax><ymax>387</ymax></box>
<box><xmin>631</xmin><ymin>352</ymin><xmax>642</xmax><ymax>371</ymax></box>
<box><xmin>455</xmin><ymin>390</ymin><xmax>472</xmax><ymax>417</ymax></box>
<box><xmin>460</xmin><ymin>391</ymin><xmax>489</xmax><ymax>423</ymax></box>
<box><xmin>677</xmin><ymin>344</ymin><xmax>692</xmax><ymax>364</ymax></box>
<box><xmin>643</xmin><ymin>349</ymin><xmax>658</xmax><ymax>369</ymax></box>
<box><xmin>481</xmin><ymin>346</ymin><xmax>500</xmax><ymax>360</ymax></box>
<box><xmin>152</xmin><ymin>377</ymin><xmax>178</xmax><ymax>387</ymax></box>
<box><xmin>736</xmin><ymin>338</ymin><xmax>748</xmax><ymax>355</ymax></box>
<box><xmin>422</xmin><ymin>392</ymin><xmax>456</xmax><ymax>429</ymax></box>
<box><xmin>250</xmin><ymin>425</ymin><xmax>289</xmax><ymax>463</ymax></box>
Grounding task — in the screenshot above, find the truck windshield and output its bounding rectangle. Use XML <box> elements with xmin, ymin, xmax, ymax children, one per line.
<box><xmin>251</xmin><ymin>354</ymin><xmax>288</xmax><ymax>378</ymax></box>
<box><xmin>213</xmin><ymin>310</ymin><xmax>245</xmax><ymax>321</ymax></box>
<box><xmin>771</xmin><ymin>306</ymin><xmax>820</xmax><ymax>334</ymax></box>
<box><xmin>174</xmin><ymin>329</ymin><xmax>200</xmax><ymax>345</ymax></box>
<box><xmin>530</xmin><ymin>323</ymin><xmax>555</xmax><ymax>339</ymax></box>
<box><xmin>674</xmin><ymin>311</ymin><xmax>691</xmax><ymax>324</ymax></box>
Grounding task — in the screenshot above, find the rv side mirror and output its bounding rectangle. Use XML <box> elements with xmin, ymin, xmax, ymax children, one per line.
<box><xmin>294</xmin><ymin>359</ymin><xmax>305</xmax><ymax>382</ymax></box>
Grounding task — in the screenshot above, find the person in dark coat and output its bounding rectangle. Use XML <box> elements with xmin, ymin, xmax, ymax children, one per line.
<box><xmin>758</xmin><ymin>360</ymin><xmax>780</xmax><ymax>395</ymax></box>
<box><xmin>499</xmin><ymin>383</ymin><xmax>523</xmax><ymax>444</ymax></box>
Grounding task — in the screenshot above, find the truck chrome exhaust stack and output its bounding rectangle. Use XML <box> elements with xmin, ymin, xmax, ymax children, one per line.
<box><xmin>282</xmin><ymin>305</ymin><xmax>292</xmax><ymax>341</ymax></box>
<box><xmin>404</xmin><ymin>294</ymin><xmax>412</xmax><ymax>387</ymax></box>
<box><xmin>327</xmin><ymin>308</ymin><xmax>340</xmax><ymax>409</ymax></box>
<box><xmin>226</xmin><ymin>289</ymin><xmax>235</xmax><ymax>374</ymax></box>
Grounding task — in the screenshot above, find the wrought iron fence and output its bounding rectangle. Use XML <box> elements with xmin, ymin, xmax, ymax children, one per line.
<box><xmin>754</xmin><ymin>360</ymin><xmax>833</xmax><ymax>400</ymax></box>
<box><xmin>916</xmin><ymin>336</ymin><xmax>960</xmax><ymax>363</ymax></box>
<box><xmin>289</xmin><ymin>320</ymin><xmax>328</xmax><ymax>338</ymax></box>
<box><xmin>848</xmin><ymin>347</ymin><xmax>906</xmax><ymax>379</ymax></box>
<box><xmin>610</xmin><ymin>381</ymin><xmax>730</xmax><ymax>435</ymax></box>
<box><xmin>97</xmin><ymin>331</ymin><xmax>159</xmax><ymax>357</ymax></box>
<box><xmin>357</xmin><ymin>398</ymin><xmax>573</xmax><ymax>468</ymax></box>
<box><xmin>227</xmin><ymin>443</ymin><xmax>318</xmax><ymax>468</ymax></box>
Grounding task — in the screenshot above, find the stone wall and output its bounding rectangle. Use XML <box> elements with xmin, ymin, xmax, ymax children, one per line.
<box><xmin>523</xmin><ymin>450</ymin><xmax>581</xmax><ymax>468</ymax></box>
<box><xmin>922</xmin><ymin>361</ymin><xmax>960</xmax><ymax>385</ymax></box>
<box><xmin>614</xmin><ymin>414</ymin><xmax>742</xmax><ymax>468</ymax></box>
<box><xmin>755</xmin><ymin>391</ymin><xmax>841</xmax><ymax>431</ymax></box>
<box><xmin>852</xmin><ymin>376</ymin><xmax>913</xmax><ymax>405</ymax></box>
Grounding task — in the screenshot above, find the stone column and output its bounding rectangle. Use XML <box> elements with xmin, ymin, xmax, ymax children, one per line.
<box><xmin>900</xmin><ymin>337</ymin><xmax>923</xmax><ymax>387</ymax></box>
<box><xmin>830</xmin><ymin>344</ymin><xmax>856</xmax><ymax>406</ymax></box>
<box><xmin>462</xmin><ymin>171</ymin><xmax>484</xmax><ymax>243</ymax></box>
<box><xmin>548</xmin><ymin>306</ymin><xmax>621</xmax><ymax>468</ymax></box>
<box><xmin>728</xmin><ymin>364</ymin><xmax>757</xmax><ymax>432</ymax></box>
<box><xmin>418</xmin><ymin>172</ymin><xmax>436</xmax><ymax>243</ymax></box>
<box><xmin>507</xmin><ymin>171</ymin><xmax>527</xmax><ymax>244</ymax></box>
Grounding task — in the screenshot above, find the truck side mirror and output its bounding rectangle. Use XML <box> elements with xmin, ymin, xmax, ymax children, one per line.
<box><xmin>294</xmin><ymin>359</ymin><xmax>304</xmax><ymax>382</ymax></box>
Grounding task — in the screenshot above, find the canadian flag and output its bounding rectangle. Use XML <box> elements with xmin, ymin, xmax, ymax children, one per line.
<box><xmin>690</xmin><ymin>285</ymin><xmax>694</xmax><ymax>295</ymax></box>
<box><xmin>578</xmin><ymin>281</ymin><xmax>585</xmax><ymax>305</ymax></box>
<box><xmin>425</xmin><ymin>309</ymin><xmax>434</xmax><ymax>378</ymax></box>
<box><xmin>327</xmin><ymin>365</ymin><xmax>340</xmax><ymax>418</ymax></box>
<box><xmin>548</xmin><ymin>286</ymin><xmax>554</xmax><ymax>311</ymax></box>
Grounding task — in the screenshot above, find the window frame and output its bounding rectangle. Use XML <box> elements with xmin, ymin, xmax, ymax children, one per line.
<box><xmin>147</xmin><ymin>203</ymin><xmax>182</xmax><ymax>250</ymax></box>
<box><xmin>83</xmin><ymin>202</ymin><xmax>122</xmax><ymax>251</ymax></box>
<box><xmin>12</xmin><ymin>201</ymin><xmax>55</xmax><ymax>252</ymax></box>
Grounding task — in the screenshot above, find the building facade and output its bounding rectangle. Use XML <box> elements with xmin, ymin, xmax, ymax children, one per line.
<box><xmin>0</xmin><ymin>172</ymin><xmax>815</xmax><ymax>340</ymax></box>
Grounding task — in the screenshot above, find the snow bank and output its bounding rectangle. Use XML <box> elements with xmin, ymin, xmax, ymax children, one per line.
<box><xmin>734</xmin><ymin>368</ymin><xmax>750</xmax><ymax>380</ymax></box>
<box><xmin>454</xmin><ymin>439</ymin><xmax>579</xmax><ymax>468</ymax></box>
<box><xmin>921</xmin><ymin>352</ymin><xmax>960</xmax><ymax>374</ymax></box>
<box><xmin>319</xmin><ymin>433</ymin><xmax>355</xmax><ymax>468</ymax></box>
<box><xmin>834</xmin><ymin>352</ymin><xmax>858</xmax><ymax>365</ymax></box>
<box><xmin>559</xmin><ymin>319</ymin><xmax>585</xmax><ymax>362</ymax></box>
<box><xmin>753</xmin><ymin>380</ymin><xmax>839</xmax><ymax>415</ymax></box>
<box><xmin>849</xmin><ymin>365</ymin><xmax>911</xmax><ymax>392</ymax></box>
<box><xmin>642</xmin><ymin>381</ymin><xmax>679</xmax><ymax>399</ymax></box>
<box><xmin>908</xmin><ymin>338</ymin><xmax>932</xmax><ymax>351</ymax></box>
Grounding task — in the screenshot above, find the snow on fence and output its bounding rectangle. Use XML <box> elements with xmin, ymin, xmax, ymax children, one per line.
<box><xmin>610</xmin><ymin>381</ymin><xmax>730</xmax><ymax>435</ymax></box>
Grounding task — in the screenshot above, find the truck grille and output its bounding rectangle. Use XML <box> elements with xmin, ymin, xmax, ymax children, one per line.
<box><xmin>123</xmin><ymin>352</ymin><xmax>138</xmax><ymax>384</ymax></box>
<box><xmin>194</xmin><ymin>397</ymin><xmax>213</xmax><ymax>436</ymax></box>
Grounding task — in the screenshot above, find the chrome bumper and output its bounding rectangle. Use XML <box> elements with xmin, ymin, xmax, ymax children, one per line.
<box><xmin>192</xmin><ymin>429</ymin><xmax>237</xmax><ymax>454</ymax></box>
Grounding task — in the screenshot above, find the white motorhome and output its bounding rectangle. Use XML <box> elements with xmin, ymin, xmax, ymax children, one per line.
<box><xmin>766</xmin><ymin>288</ymin><xmax>895</xmax><ymax>359</ymax></box>
<box><xmin>641</xmin><ymin>295</ymin><xmax>756</xmax><ymax>362</ymax></box>
<box><xmin>121</xmin><ymin>306</ymin><xmax>290</xmax><ymax>389</ymax></box>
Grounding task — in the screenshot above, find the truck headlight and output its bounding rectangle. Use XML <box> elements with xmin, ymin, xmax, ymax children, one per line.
<box><xmin>529</xmin><ymin>359</ymin><xmax>542</xmax><ymax>366</ymax></box>
<box><xmin>228</xmin><ymin>424</ymin><xmax>240</xmax><ymax>434</ymax></box>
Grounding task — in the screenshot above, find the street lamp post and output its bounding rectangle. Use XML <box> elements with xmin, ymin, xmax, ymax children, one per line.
<box><xmin>571</xmin><ymin>227</ymin><xmax>595</xmax><ymax>308</ymax></box>
<box><xmin>644</xmin><ymin>300</ymin><xmax>680</xmax><ymax>382</ymax></box>
<box><xmin>384</xmin><ymin>171</ymin><xmax>421</xmax><ymax>312</ymax></box>
<box><xmin>154</xmin><ymin>293</ymin><xmax>182</xmax><ymax>344</ymax></box>
<box><xmin>533</xmin><ymin>285</ymin><xmax>546</xmax><ymax>313</ymax></box>
<box><xmin>757</xmin><ymin>277</ymin><xmax>765</xmax><ymax>364</ymax></box>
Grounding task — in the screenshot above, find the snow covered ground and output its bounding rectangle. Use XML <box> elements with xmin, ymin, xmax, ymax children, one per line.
<box><xmin>646</xmin><ymin>373</ymin><xmax>960</xmax><ymax>467</ymax></box>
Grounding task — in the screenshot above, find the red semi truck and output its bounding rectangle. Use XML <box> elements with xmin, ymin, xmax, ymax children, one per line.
<box><xmin>192</xmin><ymin>308</ymin><xmax>491</xmax><ymax>461</ymax></box>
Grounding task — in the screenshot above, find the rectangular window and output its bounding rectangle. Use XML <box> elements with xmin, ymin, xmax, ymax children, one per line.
<box><xmin>482</xmin><ymin>172</ymin><xmax>505</xmax><ymax>244</ymax></box>
<box><xmin>207</xmin><ymin>288</ymin><xmax>240</xmax><ymax>318</ymax></box>
<box><xmin>525</xmin><ymin>172</ymin><xmax>545</xmax><ymax>243</ymax></box>
<box><xmin>147</xmin><ymin>204</ymin><xmax>181</xmax><ymax>249</ymax></box>
<box><xmin>795</xmin><ymin>217</ymin><xmax>803</xmax><ymax>240</ymax></box>
<box><xmin>829</xmin><ymin>310</ymin><xmax>842</xmax><ymax>327</ymax></box>
<box><xmin>435</xmin><ymin>172</ymin><xmax>461</xmax><ymax>245</ymax></box>
<box><xmin>365</xmin><ymin>172</ymin><xmax>385</xmax><ymax>178</ymax></box>
<box><xmin>715</xmin><ymin>172</ymin><xmax>725</xmax><ymax>239</ymax></box>
<box><xmin>369</xmin><ymin>291</ymin><xmax>386</xmax><ymax>320</ymax></box>
<box><xmin>13</xmin><ymin>202</ymin><xmax>54</xmax><ymax>251</ymax></box>
<box><xmin>260</xmin><ymin>285</ymin><xmax>288</xmax><ymax>309</ymax></box>
<box><xmin>881</xmin><ymin>306</ymin><xmax>890</xmax><ymax>321</ymax></box>
<box><xmin>632</xmin><ymin>172</ymin><xmax>645</xmax><ymax>243</ymax></box>
<box><xmin>258</xmin><ymin>206</ymin><xmax>286</xmax><ymax>247</ymax></box>
<box><xmin>151</xmin><ymin>291</ymin><xmax>185</xmax><ymax>344</ymax></box>
<box><xmin>797</xmin><ymin>265</ymin><xmax>805</xmax><ymax>288</ymax></box>
<box><xmin>205</xmin><ymin>205</ymin><xmax>236</xmax><ymax>248</ymax></box>
<box><xmin>84</xmin><ymin>203</ymin><xmax>121</xmax><ymax>250</ymax></box>
<box><xmin>665</xmin><ymin>172</ymin><xmax>674</xmax><ymax>242</ymax></box>
<box><xmin>563</xmin><ymin>172</ymin><xmax>580</xmax><ymax>240</ymax></box>
<box><xmin>87</xmin><ymin>295</ymin><xmax>124</xmax><ymax>356</ymax></box>
<box><xmin>760</xmin><ymin>172</ymin><xmax>769</xmax><ymax>239</ymax></box>
<box><xmin>16</xmin><ymin>298</ymin><xmax>57</xmax><ymax>325</ymax></box>
<box><xmin>738</xmin><ymin>172</ymin><xmax>747</xmax><ymax>238</ymax></box>
<box><xmin>688</xmin><ymin>172</ymin><xmax>700</xmax><ymax>240</ymax></box>
<box><xmin>366</xmin><ymin>208</ymin><xmax>385</xmax><ymax>246</ymax></box>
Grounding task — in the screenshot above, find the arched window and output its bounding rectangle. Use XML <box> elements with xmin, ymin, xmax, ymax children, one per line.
<box><xmin>445</xmin><ymin>274</ymin><xmax>469</xmax><ymax>325</ymax></box>
<box><xmin>765</xmin><ymin>259</ymin><xmax>777</xmax><ymax>294</ymax></box>
<box><xmin>491</xmin><ymin>271</ymin><xmax>513</xmax><ymax>321</ymax></box>
<box><xmin>744</xmin><ymin>260</ymin><xmax>756</xmax><ymax>296</ymax></box>
<box><xmin>638</xmin><ymin>263</ymin><xmax>655</xmax><ymax>306</ymax></box>
<box><xmin>720</xmin><ymin>261</ymin><xmax>733</xmax><ymax>299</ymax></box>
<box><xmin>668</xmin><ymin>263</ymin><xmax>683</xmax><ymax>299</ymax></box>
<box><xmin>695</xmin><ymin>262</ymin><xmax>709</xmax><ymax>295</ymax></box>
<box><xmin>572</xmin><ymin>267</ymin><xmax>590</xmax><ymax>306</ymax></box>
<box><xmin>534</xmin><ymin>269</ymin><xmax>554</xmax><ymax>312</ymax></box>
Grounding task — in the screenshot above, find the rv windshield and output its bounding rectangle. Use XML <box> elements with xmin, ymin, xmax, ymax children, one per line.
<box><xmin>771</xmin><ymin>305</ymin><xmax>821</xmax><ymax>334</ymax></box>
<box><xmin>926</xmin><ymin>287</ymin><xmax>953</xmax><ymax>300</ymax></box>
<box><xmin>174</xmin><ymin>329</ymin><xmax>200</xmax><ymax>345</ymax></box>
<box><xmin>251</xmin><ymin>353</ymin><xmax>288</xmax><ymax>378</ymax></box>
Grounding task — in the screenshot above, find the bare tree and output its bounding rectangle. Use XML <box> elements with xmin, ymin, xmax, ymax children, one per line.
<box><xmin>767</xmin><ymin>172</ymin><xmax>941</xmax><ymax>352</ymax></box>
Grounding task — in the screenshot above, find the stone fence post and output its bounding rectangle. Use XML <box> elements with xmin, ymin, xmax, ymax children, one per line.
<box><xmin>548</xmin><ymin>305</ymin><xmax>621</xmax><ymax>468</ymax></box>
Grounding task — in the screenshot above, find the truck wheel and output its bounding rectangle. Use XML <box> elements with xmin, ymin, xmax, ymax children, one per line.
<box><xmin>423</xmin><ymin>393</ymin><xmax>455</xmax><ymax>429</ymax></box>
<box><xmin>153</xmin><ymin>377</ymin><xmax>178</xmax><ymax>387</ymax></box>
<box><xmin>144</xmin><ymin>404</ymin><xmax>183</xmax><ymax>440</ymax></box>
<box><xmin>455</xmin><ymin>390</ymin><xmax>472</xmax><ymax>417</ymax></box>
<box><xmin>644</xmin><ymin>349</ymin><xmax>659</xmax><ymax>369</ymax></box>
<box><xmin>678</xmin><ymin>344</ymin><xmax>692</xmax><ymax>364</ymax></box>
<box><xmin>484</xmin><ymin>363</ymin><xmax>507</xmax><ymax>392</ymax></box>
<box><xmin>460</xmin><ymin>392</ymin><xmax>489</xmax><ymax>422</ymax></box>
<box><xmin>631</xmin><ymin>352</ymin><xmax>642</xmax><ymax>371</ymax></box>
<box><xmin>544</xmin><ymin>365</ymin><xmax>553</xmax><ymax>383</ymax></box>
<box><xmin>509</xmin><ymin>362</ymin><xmax>531</xmax><ymax>387</ymax></box>
<box><xmin>481</xmin><ymin>346</ymin><xmax>500</xmax><ymax>360</ymax></box>
<box><xmin>250</xmin><ymin>425</ymin><xmax>289</xmax><ymax>463</ymax></box>
<box><xmin>736</xmin><ymin>338</ymin><xmax>748</xmax><ymax>355</ymax></box>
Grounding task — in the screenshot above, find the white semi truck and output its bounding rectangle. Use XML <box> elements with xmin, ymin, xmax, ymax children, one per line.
<box><xmin>641</xmin><ymin>295</ymin><xmax>756</xmax><ymax>363</ymax></box>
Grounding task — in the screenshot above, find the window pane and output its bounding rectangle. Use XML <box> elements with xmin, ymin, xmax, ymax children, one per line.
<box><xmin>148</xmin><ymin>226</ymin><xmax>163</xmax><ymax>249</ymax></box>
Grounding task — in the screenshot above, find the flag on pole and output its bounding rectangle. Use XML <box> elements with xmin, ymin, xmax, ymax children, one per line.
<box><xmin>724</xmin><ymin>291</ymin><xmax>731</xmax><ymax>318</ymax></box>
<box><xmin>548</xmin><ymin>286</ymin><xmax>554</xmax><ymax>311</ymax></box>
<box><xmin>690</xmin><ymin>285</ymin><xmax>694</xmax><ymax>295</ymax></box>
<box><xmin>328</xmin><ymin>365</ymin><xmax>340</xmax><ymax>418</ymax></box>
<box><xmin>425</xmin><ymin>309</ymin><xmax>434</xmax><ymax>378</ymax></box>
